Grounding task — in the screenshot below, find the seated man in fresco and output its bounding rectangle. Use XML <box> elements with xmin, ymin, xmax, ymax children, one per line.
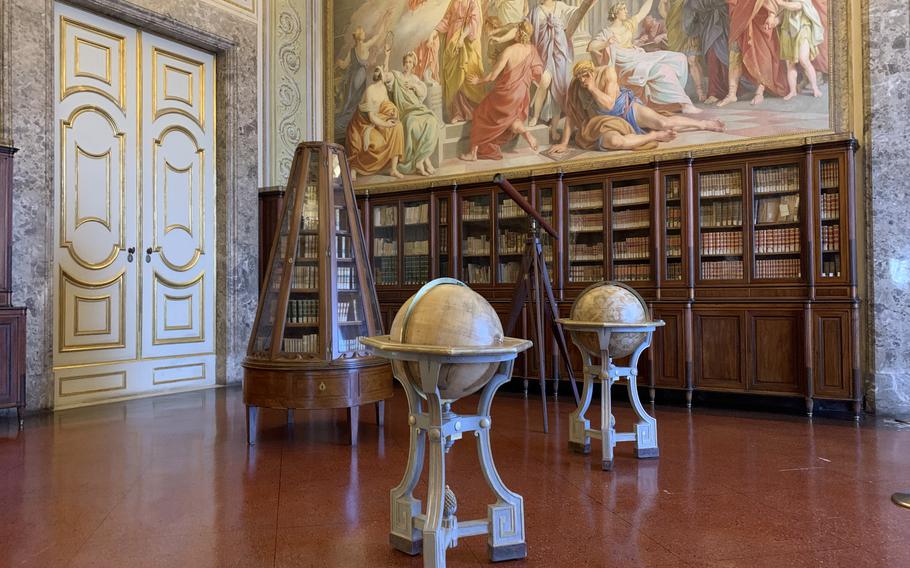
<box><xmin>346</xmin><ymin>63</ymin><xmax>406</xmax><ymax>179</ymax></box>
<box><xmin>458</xmin><ymin>21</ymin><xmax>545</xmax><ymax>161</ymax></box>
<box><xmin>548</xmin><ymin>59</ymin><xmax>725</xmax><ymax>155</ymax></box>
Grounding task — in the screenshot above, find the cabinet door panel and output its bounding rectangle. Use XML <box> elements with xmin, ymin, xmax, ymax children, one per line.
<box><xmin>695</xmin><ymin>312</ymin><xmax>745</xmax><ymax>389</ymax></box>
<box><xmin>0</xmin><ymin>318</ymin><xmax>12</xmax><ymax>403</ymax></box>
<box><xmin>813</xmin><ymin>309</ymin><xmax>852</xmax><ymax>398</ymax></box>
<box><xmin>748</xmin><ymin>311</ymin><xmax>803</xmax><ymax>394</ymax></box>
<box><xmin>653</xmin><ymin>307</ymin><xmax>685</xmax><ymax>388</ymax></box>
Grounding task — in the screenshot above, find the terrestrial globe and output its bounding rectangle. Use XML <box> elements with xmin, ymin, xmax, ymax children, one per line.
<box><xmin>390</xmin><ymin>279</ymin><xmax>504</xmax><ymax>401</ymax></box>
<box><xmin>570</xmin><ymin>281</ymin><xmax>650</xmax><ymax>358</ymax></box>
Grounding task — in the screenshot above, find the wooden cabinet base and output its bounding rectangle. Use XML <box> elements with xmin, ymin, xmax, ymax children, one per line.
<box><xmin>242</xmin><ymin>358</ymin><xmax>393</xmax><ymax>445</ymax></box>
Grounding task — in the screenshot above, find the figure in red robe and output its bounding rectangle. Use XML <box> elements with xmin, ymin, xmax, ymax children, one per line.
<box><xmin>719</xmin><ymin>0</ymin><xmax>788</xmax><ymax>106</ymax></box>
<box><xmin>459</xmin><ymin>21</ymin><xmax>545</xmax><ymax>161</ymax></box>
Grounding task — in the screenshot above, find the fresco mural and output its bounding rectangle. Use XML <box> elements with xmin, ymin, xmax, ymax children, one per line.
<box><xmin>328</xmin><ymin>0</ymin><xmax>835</xmax><ymax>188</ymax></box>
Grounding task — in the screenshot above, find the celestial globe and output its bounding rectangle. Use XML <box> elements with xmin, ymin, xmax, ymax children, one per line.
<box><xmin>390</xmin><ymin>279</ymin><xmax>505</xmax><ymax>401</ymax></box>
<box><xmin>570</xmin><ymin>281</ymin><xmax>650</xmax><ymax>358</ymax></box>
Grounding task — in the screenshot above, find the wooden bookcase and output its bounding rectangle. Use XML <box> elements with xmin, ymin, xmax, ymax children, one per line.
<box><xmin>0</xmin><ymin>145</ymin><xmax>25</xmax><ymax>428</ymax></box>
<box><xmin>260</xmin><ymin>139</ymin><xmax>861</xmax><ymax>416</ymax></box>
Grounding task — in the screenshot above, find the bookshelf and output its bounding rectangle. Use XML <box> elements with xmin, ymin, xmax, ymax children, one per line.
<box><xmin>436</xmin><ymin>196</ymin><xmax>451</xmax><ymax>278</ymax></box>
<box><xmin>402</xmin><ymin>199</ymin><xmax>430</xmax><ymax>286</ymax></box>
<box><xmin>497</xmin><ymin>189</ymin><xmax>530</xmax><ymax>283</ymax></box>
<box><xmin>818</xmin><ymin>157</ymin><xmax>843</xmax><ymax>279</ymax></box>
<box><xmin>752</xmin><ymin>163</ymin><xmax>802</xmax><ymax>280</ymax></box>
<box><xmin>246</xmin><ymin>143</ymin><xmax>392</xmax><ymax>445</ymax></box>
<box><xmin>698</xmin><ymin>169</ymin><xmax>745</xmax><ymax>281</ymax></box>
<box><xmin>663</xmin><ymin>173</ymin><xmax>684</xmax><ymax>282</ymax></box>
<box><xmin>461</xmin><ymin>192</ymin><xmax>493</xmax><ymax>285</ymax></box>
<box><xmin>372</xmin><ymin>203</ymin><xmax>399</xmax><ymax>286</ymax></box>
<box><xmin>610</xmin><ymin>177</ymin><xmax>652</xmax><ymax>282</ymax></box>
<box><xmin>538</xmin><ymin>185</ymin><xmax>556</xmax><ymax>283</ymax></box>
<box><xmin>567</xmin><ymin>181</ymin><xmax>605</xmax><ymax>284</ymax></box>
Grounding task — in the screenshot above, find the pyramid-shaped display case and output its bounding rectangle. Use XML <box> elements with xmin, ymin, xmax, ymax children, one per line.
<box><xmin>243</xmin><ymin>142</ymin><xmax>392</xmax><ymax>445</ymax></box>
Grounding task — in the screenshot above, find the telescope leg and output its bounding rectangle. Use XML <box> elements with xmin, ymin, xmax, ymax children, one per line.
<box><xmin>477</xmin><ymin>365</ymin><xmax>527</xmax><ymax>562</ymax></box>
<box><xmin>530</xmin><ymin>250</ymin><xmax>549</xmax><ymax>433</ymax></box>
<box><xmin>389</xmin><ymin>371</ymin><xmax>425</xmax><ymax>556</ymax></box>
<box><xmin>568</xmin><ymin>352</ymin><xmax>594</xmax><ymax>454</ymax></box>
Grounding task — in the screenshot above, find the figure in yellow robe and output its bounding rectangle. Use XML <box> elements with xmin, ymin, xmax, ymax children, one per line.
<box><xmin>433</xmin><ymin>0</ymin><xmax>486</xmax><ymax>123</ymax></box>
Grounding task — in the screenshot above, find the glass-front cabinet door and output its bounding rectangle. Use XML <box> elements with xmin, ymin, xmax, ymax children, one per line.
<box><xmin>402</xmin><ymin>199</ymin><xmax>430</xmax><ymax>286</ymax></box>
<box><xmin>751</xmin><ymin>163</ymin><xmax>802</xmax><ymax>280</ymax></box>
<box><xmin>697</xmin><ymin>169</ymin><xmax>745</xmax><ymax>282</ymax></box>
<box><xmin>663</xmin><ymin>173</ymin><xmax>684</xmax><ymax>283</ymax></box>
<box><xmin>371</xmin><ymin>203</ymin><xmax>399</xmax><ymax>286</ymax></box>
<box><xmin>461</xmin><ymin>192</ymin><xmax>493</xmax><ymax>285</ymax></box>
<box><xmin>436</xmin><ymin>196</ymin><xmax>451</xmax><ymax>278</ymax></box>
<box><xmin>566</xmin><ymin>181</ymin><xmax>605</xmax><ymax>284</ymax></box>
<box><xmin>610</xmin><ymin>176</ymin><xmax>652</xmax><ymax>282</ymax></box>
<box><xmin>496</xmin><ymin>188</ymin><xmax>530</xmax><ymax>284</ymax></box>
<box><xmin>817</xmin><ymin>156</ymin><xmax>844</xmax><ymax>281</ymax></box>
<box><xmin>538</xmin><ymin>185</ymin><xmax>556</xmax><ymax>283</ymax></box>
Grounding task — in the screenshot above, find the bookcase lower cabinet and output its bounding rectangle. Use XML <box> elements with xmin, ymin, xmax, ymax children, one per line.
<box><xmin>0</xmin><ymin>308</ymin><xmax>26</xmax><ymax>427</ymax></box>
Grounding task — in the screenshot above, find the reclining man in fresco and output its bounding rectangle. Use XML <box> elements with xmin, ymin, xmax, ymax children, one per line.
<box><xmin>548</xmin><ymin>59</ymin><xmax>725</xmax><ymax>155</ymax></box>
<box><xmin>346</xmin><ymin>58</ymin><xmax>406</xmax><ymax>180</ymax></box>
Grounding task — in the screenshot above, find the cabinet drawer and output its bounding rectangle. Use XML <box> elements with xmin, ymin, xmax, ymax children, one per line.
<box><xmin>291</xmin><ymin>374</ymin><xmax>351</xmax><ymax>400</ymax></box>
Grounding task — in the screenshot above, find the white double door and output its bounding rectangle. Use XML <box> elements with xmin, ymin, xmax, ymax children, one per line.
<box><xmin>53</xmin><ymin>3</ymin><xmax>216</xmax><ymax>408</ymax></box>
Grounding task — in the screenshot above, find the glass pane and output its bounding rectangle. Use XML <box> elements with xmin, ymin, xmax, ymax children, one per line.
<box><xmin>752</xmin><ymin>164</ymin><xmax>801</xmax><ymax>279</ymax></box>
<box><xmin>462</xmin><ymin>194</ymin><xmax>492</xmax><ymax>284</ymax></box>
<box><xmin>372</xmin><ymin>204</ymin><xmax>398</xmax><ymax>286</ymax></box>
<box><xmin>437</xmin><ymin>198</ymin><xmax>450</xmax><ymax>277</ymax></box>
<box><xmin>567</xmin><ymin>182</ymin><xmax>604</xmax><ymax>283</ymax></box>
<box><xmin>611</xmin><ymin>178</ymin><xmax>651</xmax><ymax>282</ymax></box>
<box><xmin>539</xmin><ymin>188</ymin><xmax>555</xmax><ymax>283</ymax></box>
<box><xmin>819</xmin><ymin>159</ymin><xmax>842</xmax><ymax>278</ymax></box>
<box><xmin>698</xmin><ymin>170</ymin><xmax>744</xmax><ymax>280</ymax></box>
<box><xmin>497</xmin><ymin>190</ymin><xmax>529</xmax><ymax>284</ymax></box>
<box><xmin>281</xmin><ymin>150</ymin><xmax>322</xmax><ymax>356</ymax></box>
<box><xmin>403</xmin><ymin>200</ymin><xmax>430</xmax><ymax>286</ymax></box>
<box><xmin>664</xmin><ymin>174</ymin><xmax>683</xmax><ymax>282</ymax></box>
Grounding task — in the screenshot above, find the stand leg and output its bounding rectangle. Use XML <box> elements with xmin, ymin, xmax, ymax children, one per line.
<box><xmin>287</xmin><ymin>408</ymin><xmax>294</xmax><ymax>425</ymax></box>
<box><xmin>348</xmin><ymin>406</ymin><xmax>359</xmax><ymax>445</ymax></box>
<box><xmin>423</xmin><ymin>392</ymin><xmax>448</xmax><ymax>568</ymax></box>
<box><xmin>806</xmin><ymin>397</ymin><xmax>815</xmax><ymax>418</ymax></box>
<box><xmin>477</xmin><ymin>364</ymin><xmax>527</xmax><ymax>561</ymax></box>
<box><xmin>390</xmin><ymin>372</ymin><xmax>425</xmax><ymax>555</ymax></box>
<box><xmin>685</xmin><ymin>390</ymin><xmax>693</xmax><ymax>409</ymax></box>
<box><xmin>16</xmin><ymin>406</ymin><xmax>23</xmax><ymax>430</ymax></box>
<box><xmin>601</xmin><ymin>368</ymin><xmax>615</xmax><ymax>471</ymax></box>
<box><xmin>568</xmin><ymin>355</ymin><xmax>594</xmax><ymax>454</ymax></box>
<box><xmin>626</xmin><ymin>372</ymin><xmax>659</xmax><ymax>459</ymax></box>
<box><xmin>376</xmin><ymin>400</ymin><xmax>385</xmax><ymax>426</ymax></box>
<box><xmin>531</xmin><ymin>252</ymin><xmax>549</xmax><ymax>433</ymax></box>
<box><xmin>246</xmin><ymin>405</ymin><xmax>258</xmax><ymax>446</ymax></box>
<box><xmin>649</xmin><ymin>387</ymin><xmax>656</xmax><ymax>404</ymax></box>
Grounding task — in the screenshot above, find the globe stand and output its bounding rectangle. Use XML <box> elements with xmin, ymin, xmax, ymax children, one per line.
<box><xmin>893</xmin><ymin>492</ymin><xmax>910</xmax><ymax>509</ymax></box>
<box><xmin>360</xmin><ymin>335</ymin><xmax>532</xmax><ymax>568</ymax></box>
<box><xmin>557</xmin><ymin>320</ymin><xmax>664</xmax><ymax>471</ymax></box>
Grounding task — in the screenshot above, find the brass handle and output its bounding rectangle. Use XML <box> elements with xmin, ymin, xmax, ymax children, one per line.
<box><xmin>318</xmin><ymin>382</ymin><xmax>326</xmax><ymax>392</ymax></box>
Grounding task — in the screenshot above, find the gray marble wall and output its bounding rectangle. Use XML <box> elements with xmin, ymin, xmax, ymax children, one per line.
<box><xmin>7</xmin><ymin>0</ymin><xmax>259</xmax><ymax>409</ymax></box>
<box><xmin>865</xmin><ymin>1</ymin><xmax>910</xmax><ymax>417</ymax></box>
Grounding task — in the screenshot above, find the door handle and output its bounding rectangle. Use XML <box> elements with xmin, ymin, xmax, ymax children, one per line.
<box><xmin>127</xmin><ymin>247</ymin><xmax>135</xmax><ymax>263</ymax></box>
<box><xmin>145</xmin><ymin>247</ymin><xmax>153</xmax><ymax>263</ymax></box>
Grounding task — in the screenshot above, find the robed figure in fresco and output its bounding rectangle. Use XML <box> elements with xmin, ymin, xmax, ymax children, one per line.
<box><xmin>460</xmin><ymin>21</ymin><xmax>544</xmax><ymax>160</ymax></box>
<box><xmin>334</xmin><ymin>11</ymin><xmax>393</xmax><ymax>137</ymax></box>
<box><xmin>346</xmin><ymin>61</ymin><xmax>406</xmax><ymax>179</ymax></box>
<box><xmin>682</xmin><ymin>0</ymin><xmax>729</xmax><ymax>104</ymax></box>
<box><xmin>775</xmin><ymin>0</ymin><xmax>825</xmax><ymax>99</ymax></box>
<box><xmin>722</xmin><ymin>0</ymin><xmax>788</xmax><ymax>105</ymax></box>
<box><xmin>433</xmin><ymin>0</ymin><xmax>487</xmax><ymax>123</ymax></box>
<box><xmin>385</xmin><ymin>51</ymin><xmax>440</xmax><ymax>176</ymax></box>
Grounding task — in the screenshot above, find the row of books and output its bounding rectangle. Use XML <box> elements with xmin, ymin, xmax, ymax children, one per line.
<box><xmin>374</xmin><ymin>257</ymin><xmax>397</xmax><ymax>285</ymax></box>
<box><xmin>755</xmin><ymin>227</ymin><xmax>800</xmax><ymax>254</ymax></box>
<box><xmin>298</xmin><ymin>234</ymin><xmax>319</xmax><ymax>259</ymax></box>
<box><xmin>292</xmin><ymin>265</ymin><xmax>318</xmax><ymax>289</ymax></box>
<box><xmin>337</xmin><ymin>337</ymin><xmax>361</xmax><ymax>353</ymax></box>
<box><xmin>301</xmin><ymin>185</ymin><xmax>319</xmax><ymax>230</ymax></box>
<box><xmin>465</xmin><ymin>263</ymin><xmax>492</xmax><ymax>283</ymax></box>
<box><xmin>665</xmin><ymin>178</ymin><xmax>681</xmax><ymax>200</ymax></box>
<box><xmin>440</xmin><ymin>231</ymin><xmax>448</xmax><ymax>254</ymax></box>
<box><xmin>755</xmin><ymin>258</ymin><xmax>801</xmax><ymax>279</ymax></box>
<box><xmin>569</xmin><ymin>212</ymin><xmax>604</xmax><ymax>232</ymax></box>
<box><xmin>666</xmin><ymin>262</ymin><xmax>683</xmax><ymax>281</ymax></box>
<box><xmin>569</xmin><ymin>264</ymin><xmax>602</xmax><ymax>282</ymax></box>
<box><xmin>337</xmin><ymin>298</ymin><xmax>359</xmax><ymax>322</ymax></box>
<box><xmin>571</xmin><ymin>242</ymin><xmax>604</xmax><ymax>261</ymax></box>
<box><xmin>337</xmin><ymin>266</ymin><xmax>357</xmax><ymax>290</ymax></box>
<box><xmin>569</xmin><ymin>188</ymin><xmax>603</xmax><ymax>210</ymax></box>
<box><xmin>666</xmin><ymin>206</ymin><xmax>682</xmax><ymax>229</ymax></box>
<box><xmin>499</xmin><ymin>261</ymin><xmax>522</xmax><ymax>283</ymax></box>
<box><xmin>286</xmin><ymin>299</ymin><xmax>318</xmax><ymax>324</ymax></box>
<box><xmin>403</xmin><ymin>256</ymin><xmax>429</xmax><ymax>285</ymax></box>
<box><xmin>334</xmin><ymin>207</ymin><xmax>347</xmax><ymax>232</ymax></box>
<box><xmin>701</xmin><ymin>231</ymin><xmax>743</xmax><ymax>256</ymax></box>
<box><xmin>613</xmin><ymin>236</ymin><xmax>650</xmax><ymax>260</ymax></box>
<box><xmin>439</xmin><ymin>200</ymin><xmax>449</xmax><ymax>222</ymax></box>
<box><xmin>498</xmin><ymin>198</ymin><xmax>527</xmax><ymax>220</ymax></box>
<box><xmin>283</xmin><ymin>334</ymin><xmax>317</xmax><ymax>353</ymax></box>
<box><xmin>753</xmin><ymin>166</ymin><xmax>800</xmax><ymax>194</ymax></box>
<box><xmin>462</xmin><ymin>199</ymin><xmax>491</xmax><ymax>220</ymax></box>
<box><xmin>336</xmin><ymin>235</ymin><xmax>352</xmax><ymax>259</ymax></box>
<box><xmin>403</xmin><ymin>240</ymin><xmax>429</xmax><ymax>255</ymax></box>
<box><xmin>666</xmin><ymin>234</ymin><xmax>682</xmax><ymax>257</ymax></box>
<box><xmin>822</xmin><ymin>225</ymin><xmax>841</xmax><ymax>252</ymax></box>
<box><xmin>821</xmin><ymin>193</ymin><xmax>840</xmax><ymax>220</ymax></box>
<box><xmin>614</xmin><ymin>263</ymin><xmax>650</xmax><ymax>281</ymax></box>
<box><xmin>499</xmin><ymin>230</ymin><xmax>526</xmax><ymax>255</ymax></box>
<box><xmin>373</xmin><ymin>206</ymin><xmax>398</xmax><ymax>227</ymax></box>
<box><xmin>701</xmin><ymin>260</ymin><xmax>744</xmax><ymax>280</ymax></box>
<box><xmin>820</xmin><ymin>160</ymin><xmax>840</xmax><ymax>189</ymax></box>
<box><xmin>613</xmin><ymin>209</ymin><xmax>650</xmax><ymax>230</ymax></box>
<box><xmin>701</xmin><ymin>201</ymin><xmax>743</xmax><ymax>227</ymax></box>
<box><xmin>821</xmin><ymin>257</ymin><xmax>842</xmax><ymax>278</ymax></box>
<box><xmin>755</xmin><ymin>194</ymin><xmax>800</xmax><ymax>224</ymax></box>
<box><xmin>612</xmin><ymin>183</ymin><xmax>650</xmax><ymax>206</ymax></box>
<box><xmin>700</xmin><ymin>172</ymin><xmax>742</xmax><ymax>197</ymax></box>
<box><xmin>374</xmin><ymin>238</ymin><xmax>397</xmax><ymax>256</ymax></box>
<box><xmin>464</xmin><ymin>235</ymin><xmax>491</xmax><ymax>256</ymax></box>
<box><xmin>404</xmin><ymin>203</ymin><xmax>429</xmax><ymax>224</ymax></box>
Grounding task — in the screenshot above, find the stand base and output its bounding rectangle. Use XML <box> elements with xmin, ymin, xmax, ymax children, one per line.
<box><xmin>390</xmin><ymin>533</ymin><xmax>422</xmax><ymax>555</ymax></box>
<box><xmin>569</xmin><ymin>440</ymin><xmax>591</xmax><ymax>454</ymax></box>
<box><xmin>489</xmin><ymin>542</ymin><xmax>527</xmax><ymax>562</ymax></box>
<box><xmin>636</xmin><ymin>447</ymin><xmax>660</xmax><ymax>459</ymax></box>
<box><xmin>602</xmin><ymin>459</ymin><xmax>613</xmax><ymax>471</ymax></box>
<box><xmin>892</xmin><ymin>492</ymin><xmax>910</xmax><ymax>509</ymax></box>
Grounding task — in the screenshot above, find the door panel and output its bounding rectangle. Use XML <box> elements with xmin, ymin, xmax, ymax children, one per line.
<box><xmin>694</xmin><ymin>311</ymin><xmax>746</xmax><ymax>389</ymax></box>
<box><xmin>747</xmin><ymin>311</ymin><xmax>803</xmax><ymax>394</ymax></box>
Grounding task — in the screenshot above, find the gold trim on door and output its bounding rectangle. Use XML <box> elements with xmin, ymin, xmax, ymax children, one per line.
<box><xmin>151</xmin><ymin>47</ymin><xmax>205</xmax><ymax>128</ymax></box>
<box><xmin>59</xmin><ymin>269</ymin><xmax>126</xmax><ymax>352</ymax></box>
<box><xmin>59</xmin><ymin>16</ymin><xmax>126</xmax><ymax>109</ymax></box>
<box><xmin>152</xmin><ymin>271</ymin><xmax>205</xmax><ymax>345</ymax></box>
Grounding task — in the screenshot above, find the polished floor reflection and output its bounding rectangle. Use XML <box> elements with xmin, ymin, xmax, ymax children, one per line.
<box><xmin>1</xmin><ymin>385</ymin><xmax>907</xmax><ymax>567</ymax></box>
